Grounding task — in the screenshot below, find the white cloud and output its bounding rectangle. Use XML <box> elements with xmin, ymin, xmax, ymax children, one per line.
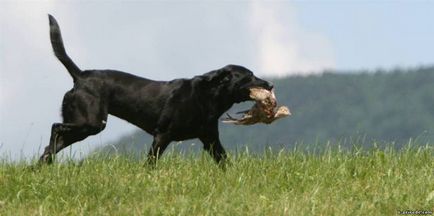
<box><xmin>249</xmin><ymin>1</ymin><xmax>335</xmax><ymax>76</ymax></box>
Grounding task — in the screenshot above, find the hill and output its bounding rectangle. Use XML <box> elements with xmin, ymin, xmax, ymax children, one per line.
<box><xmin>99</xmin><ymin>66</ymin><xmax>434</xmax><ymax>156</ymax></box>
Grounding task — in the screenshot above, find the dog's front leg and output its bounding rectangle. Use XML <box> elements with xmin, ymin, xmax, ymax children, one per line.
<box><xmin>200</xmin><ymin>137</ymin><xmax>227</xmax><ymax>166</ymax></box>
<box><xmin>199</xmin><ymin>123</ymin><xmax>228</xmax><ymax>167</ymax></box>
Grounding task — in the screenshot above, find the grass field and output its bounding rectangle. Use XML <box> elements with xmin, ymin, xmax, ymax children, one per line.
<box><xmin>0</xmin><ymin>145</ymin><xmax>433</xmax><ymax>215</ymax></box>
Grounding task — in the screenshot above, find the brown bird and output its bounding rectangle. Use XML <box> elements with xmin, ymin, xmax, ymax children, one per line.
<box><xmin>222</xmin><ymin>88</ymin><xmax>291</xmax><ymax>125</ymax></box>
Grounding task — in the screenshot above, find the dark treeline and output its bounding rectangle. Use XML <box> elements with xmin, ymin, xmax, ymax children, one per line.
<box><xmin>98</xmin><ymin>66</ymin><xmax>434</xmax><ymax>156</ymax></box>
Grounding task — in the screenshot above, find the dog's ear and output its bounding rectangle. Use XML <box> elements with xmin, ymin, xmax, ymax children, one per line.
<box><xmin>198</xmin><ymin>68</ymin><xmax>232</xmax><ymax>86</ymax></box>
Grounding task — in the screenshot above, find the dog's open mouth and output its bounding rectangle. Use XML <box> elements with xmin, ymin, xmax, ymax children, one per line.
<box><xmin>222</xmin><ymin>88</ymin><xmax>291</xmax><ymax>125</ymax></box>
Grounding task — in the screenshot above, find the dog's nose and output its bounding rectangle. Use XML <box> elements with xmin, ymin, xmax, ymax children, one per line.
<box><xmin>267</xmin><ymin>82</ymin><xmax>274</xmax><ymax>90</ymax></box>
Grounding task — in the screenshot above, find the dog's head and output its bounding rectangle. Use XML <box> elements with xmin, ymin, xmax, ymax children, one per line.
<box><xmin>197</xmin><ymin>65</ymin><xmax>273</xmax><ymax>103</ymax></box>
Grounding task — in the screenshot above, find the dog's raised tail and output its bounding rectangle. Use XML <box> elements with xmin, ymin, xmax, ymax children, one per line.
<box><xmin>48</xmin><ymin>14</ymin><xmax>81</xmax><ymax>82</ymax></box>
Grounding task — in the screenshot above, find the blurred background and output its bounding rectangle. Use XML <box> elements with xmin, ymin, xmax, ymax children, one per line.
<box><xmin>1</xmin><ymin>1</ymin><xmax>433</xmax><ymax>160</ymax></box>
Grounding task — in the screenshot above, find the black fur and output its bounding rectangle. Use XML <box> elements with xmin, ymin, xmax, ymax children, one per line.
<box><xmin>40</xmin><ymin>15</ymin><xmax>273</xmax><ymax>165</ymax></box>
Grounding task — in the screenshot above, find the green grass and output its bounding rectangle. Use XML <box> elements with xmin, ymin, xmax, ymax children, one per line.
<box><xmin>0</xmin><ymin>145</ymin><xmax>433</xmax><ymax>215</ymax></box>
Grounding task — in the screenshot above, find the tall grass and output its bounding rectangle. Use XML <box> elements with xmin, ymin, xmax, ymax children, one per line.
<box><xmin>0</xmin><ymin>145</ymin><xmax>433</xmax><ymax>215</ymax></box>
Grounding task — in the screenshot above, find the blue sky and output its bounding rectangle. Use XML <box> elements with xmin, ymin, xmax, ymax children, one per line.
<box><xmin>295</xmin><ymin>1</ymin><xmax>434</xmax><ymax>70</ymax></box>
<box><xmin>1</xmin><ymin>1</ymin><xmax>433</xmax><ymax>160</ymax></box>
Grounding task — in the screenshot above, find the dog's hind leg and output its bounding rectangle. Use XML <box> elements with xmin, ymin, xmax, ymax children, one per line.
<box><xmin>146</xmin><ymin>134</ymin><xmax>171</xmax><ymax>166</ymax></box>
<box><xmin>39</xmin><ymin>91</ymin><xmax>108</xmax><ymax>163</ymax></box>
<box><xmin>39</xmin><ymin>122</ymin><xmax>106</xmax><ymax>163</ymax></box>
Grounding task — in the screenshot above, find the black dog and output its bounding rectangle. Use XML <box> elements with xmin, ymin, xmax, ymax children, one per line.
<box><xmin>40</xmin><ymin>15</ymin><xmax>273</xmax><ymax>165</ymax></box>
